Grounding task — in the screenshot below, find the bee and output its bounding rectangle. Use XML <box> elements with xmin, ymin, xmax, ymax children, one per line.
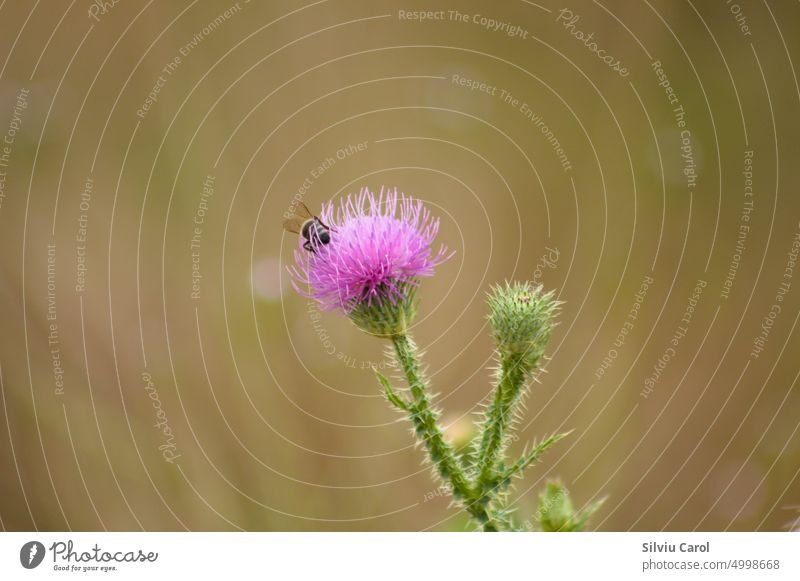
<box><xmin>282</xmin><ymin>201</ymin><xmax>331</xmax><ymax>252</ymax></box>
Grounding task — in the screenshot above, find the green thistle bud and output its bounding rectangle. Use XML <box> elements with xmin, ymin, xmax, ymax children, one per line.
<box><xmin>487</xmin><ymin>282</ymin><xmax>560</xmax><ymax>370</ymax></box>
<box><xmin>348</xmin><ymin>282</ymin><xmax>418</xmax><ymax>338</ymax></box>
<box><xmin>537</xmin><ymin>480</ymin><xmax>605</xmax><ymax>532</ymax></box>
<box><xmin>538</xmin><ymin>481</ymin><xmax>575</xmax><ymax>532</ymax></box>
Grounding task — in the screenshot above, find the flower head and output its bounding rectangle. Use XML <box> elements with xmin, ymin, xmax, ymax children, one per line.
<box><xmin>289</xmin><ymin>187</ymin><xmax>452</xmax><ymax>334</ymax></box>
<box><xmin>487</xmin><ymin>282</ymin><xmax>560</xmax><ymax>370</ymax></box>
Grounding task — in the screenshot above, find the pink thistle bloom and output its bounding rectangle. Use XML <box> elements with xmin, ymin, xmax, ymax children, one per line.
<box><xmin>289</xmin><ymin>187</ymin><xmax>452</xmax><ymax>313</ymax></box>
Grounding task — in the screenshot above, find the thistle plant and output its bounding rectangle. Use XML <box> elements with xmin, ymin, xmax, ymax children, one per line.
<box><xmin>290</xmin><ymin>187</ymin><xmax>603</xmax><ymax>531</ymax></box>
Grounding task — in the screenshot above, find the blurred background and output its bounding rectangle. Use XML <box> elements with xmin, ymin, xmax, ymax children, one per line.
<box><xmin>0</xmin><ymin>0</ymin><xmax>799</xmax><ymax>531</ymax></box>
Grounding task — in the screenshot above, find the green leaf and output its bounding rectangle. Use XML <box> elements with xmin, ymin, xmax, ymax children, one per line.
<box><xmin>500</xmin><ymin>431</ymin><xmax>570</xmax><ymax>486</ymax></box>
<box><xmin>376</xmin><ymin>371</ymin><xmax>409</xmax><ymax>411</ymax></box>
<box><xmin>573</xmin><ymin>497</ymin><xmax>606</xmax><ymax>531</ymax></box>
<box><xmin>375</xmin><ymin>371</ymin><xmax>409</xmax><ymax>411</ymax></box>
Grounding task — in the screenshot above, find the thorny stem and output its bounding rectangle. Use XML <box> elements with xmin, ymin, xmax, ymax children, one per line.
<box><xmin>390</xmin><ymin>333</ymin><xmax>503</xmax><ymax>532</ymax></box>
<box><xmin>474</xmin><ymin>353</ymin><xmax>527</xmax><ymax>500</ymax></box>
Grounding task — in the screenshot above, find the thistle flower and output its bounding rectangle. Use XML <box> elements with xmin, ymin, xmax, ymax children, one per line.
<box><xmin>290</xmin><ymin>187</ymin><xmax>452</xmax><ymax>336</ymax></box>
<box><xmin>285</xmin><ymin>190</ymin><xmax>600</xmax><ymax>532</ymax></box>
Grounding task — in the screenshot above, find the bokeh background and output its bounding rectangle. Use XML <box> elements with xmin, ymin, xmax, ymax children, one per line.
<box><xmin>1</xmin><ymin>0</ymin><xmax>799</xmax><ymax>531</ymax></box>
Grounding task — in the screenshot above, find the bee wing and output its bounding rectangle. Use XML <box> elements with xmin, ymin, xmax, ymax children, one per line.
<box><xmin>282</xmin><ymin>216</ymin><xmax>306</xmax><ymax>234</ymax></box>
<box><xmin>294</xmin><ymin>201</ymin><xmax>315</xmax><ymax>220</ymax></box>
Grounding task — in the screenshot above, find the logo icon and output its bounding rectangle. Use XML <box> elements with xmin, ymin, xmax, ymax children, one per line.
<box><xmin>20</xmin><ymin>541</ymin><xmax>45</xmax><ymax>569</ymax></box>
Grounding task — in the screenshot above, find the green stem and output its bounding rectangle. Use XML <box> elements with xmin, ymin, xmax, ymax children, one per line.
<box><xmin>474</xmin><ymin>354</ymin><xmax>527</xmax><ymax>498</ymax></box>
<box><xmin>391</xmin><ymin>333</ymin><xmax>502</xmax><ymax>532</ymax></box>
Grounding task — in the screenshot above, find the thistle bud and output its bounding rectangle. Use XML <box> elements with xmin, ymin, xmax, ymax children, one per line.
<box><xmin>487</xmin><ymin>282</ymin><xmax>559</xmax><ymax>370</ymax></box>
<box><xmin>537</xmin><ymin>480</ymin><xmax>605</xmax><ymax>532</ymax></box>
<box><xmin>537</xmin><ymin>481</ymin><xmax>574</xmax><ymax>531</ymax></box>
